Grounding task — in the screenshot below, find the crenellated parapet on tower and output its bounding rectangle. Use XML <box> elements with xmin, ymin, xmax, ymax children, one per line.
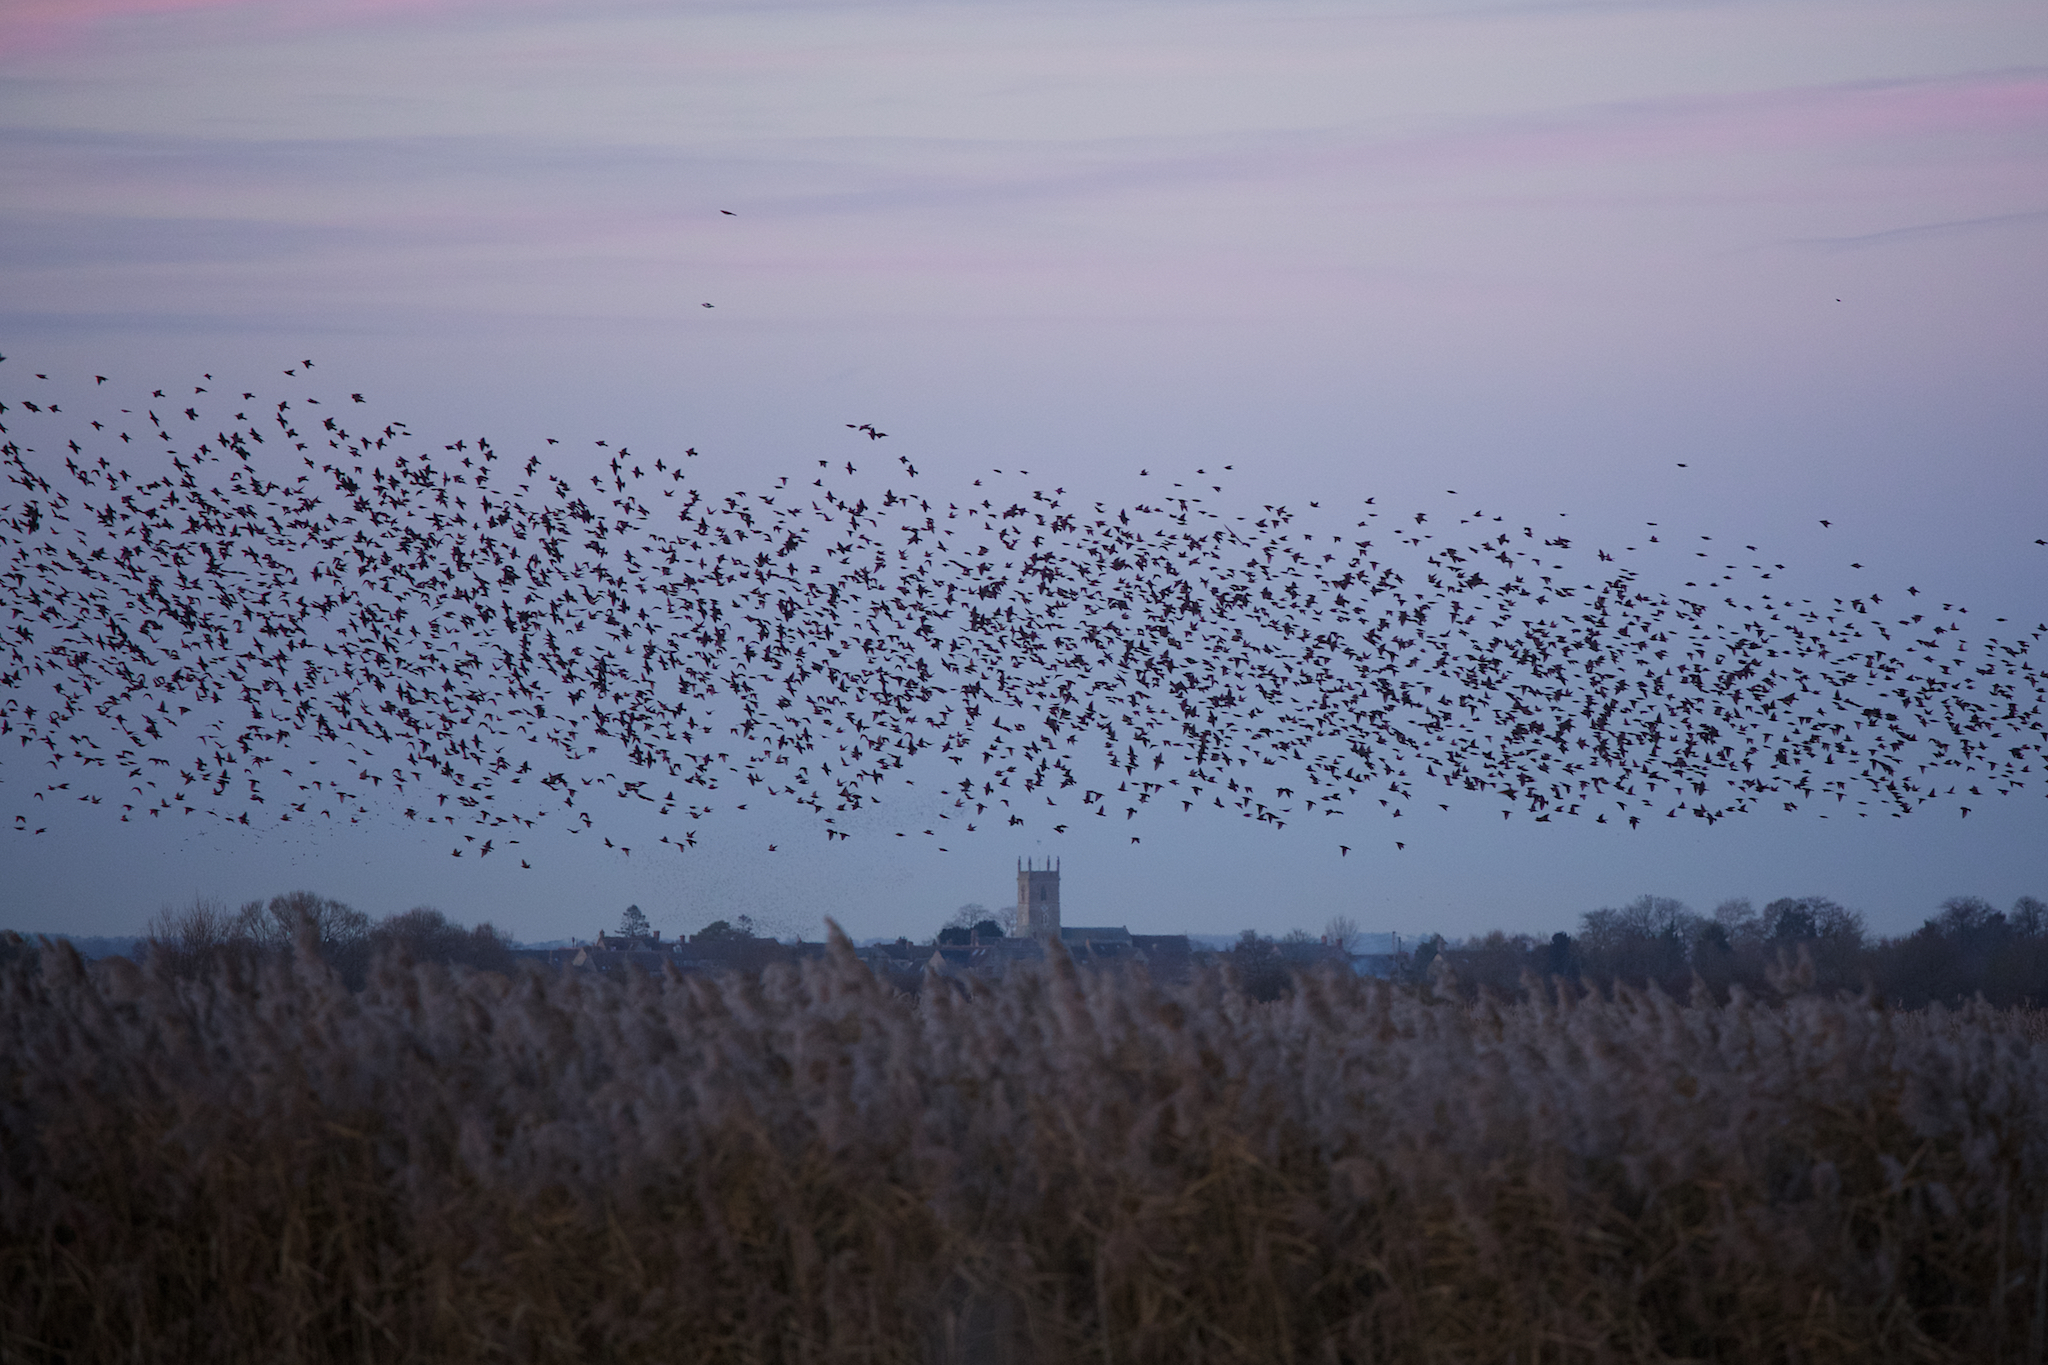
<box><xmin>1017</xmin><ymin>857</ymin><xmax>1061</xmax><ymax>938</ymax></box>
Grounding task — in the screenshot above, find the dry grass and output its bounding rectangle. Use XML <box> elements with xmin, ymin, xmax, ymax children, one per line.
<box><xmin>4</xmin><ymin>932</ymin><xmax>2046</xmax><ymax>1364</ymax></box>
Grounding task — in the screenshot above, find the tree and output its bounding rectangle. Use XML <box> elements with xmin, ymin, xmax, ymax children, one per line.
<box><xmin>1323</xmin><ymin>914</ymin><xmax>1362</xmax><ymax>955</ymax></box>
<box><xmin>618</xmin><ymin>904</ymin><xmax>652</xmax><ymax>939</ymax></box>
<box><xmin>944</xmin><ymin>901</ymin><xmax>1015</xmax><ymax>937</ymax></box>
<box><xmin>694</xmin><ymin>918</ymin><xmax>754</xmax><ymax>945</ymax></box>
<box><xmin>1227</xmin><ymin>930</ymin><xmax>1290</xmax><ymax>1001</ymax></box>
<box><xmin>2012</xmin><ymin>896</ymin><xmax>2048</xmax><ymax>938</ymax></box>
<box><xmin>1758</xmin><ymin>896</ymin><xmax>1866</xmax><ymax>987</ymax></box>
<box><xmin>1579</xmin><ymin>895</ymin><xmax>1698</xmax><ymax>950</ymax></box>
<box><xmin>1713</xmin><ymin>898</ymin><xmax>1760</xmax><ymax>947</ymax></box>
<box><xmin>237</xmin><ymin>891</ymin><xmax>372</xmax><ymax>985</ymax></box>
<box><xmin>1577</xmin><ymin>895</ymin><xmax>1699</xmax><ymax>986</ymax></box>
<box><xmin>1545</xmin><ymin>931</ymin><xmax>1578</xmax><ymax>979</ymax></box>
<box><xmin>1931</xmin><ymin>895</ymin><xmax>2001</xmax><ymax>940</ymax></box>
<box><xmin>144</xmin><ymin>890</ymin><xmax>375</xmax><ymax>986</ymax></box>
<box><xmin>373</xmin><ymin>907</ymin><xmax>514</xmax><ymax>974</ymax></box>
<box><xmin>144</xmin><ymin>895</ymin><xmax>245</xmax><ymax>976</ymax></box>
<box><xmin>1874</xmin><ymin>895</ymin><xmax>2023</xmax><ymax>1006</ymax></box>
<box><xmin>1762</xmin><ymin>898</ymin><xmax>1818</xmax><ymax>942</ymax></box>
<box><xmin>379</xmin><ymin>906</ymin><xmax>467</xmax><ymax>960</ymax></box>
<box><xmin>1449</xmin><ymin>930</ymin><xmax>1542</xmax><ymax>996</ymax></box>
<box><xmin>1276</xmin><ymin>928</ymin><xmax>1324</xmax><ymax>963</ymax></box>
<box><xmin>234</xmin><ymin>890</ymin><xmax>372</xmax><ymax>954</ymax></box>
<box><xmin>146</xmin><ymin>895</ymin><xmax>235</xmax><ymax>951</ymax></box>
<box><xmin>938</xmin><ymin>916</ymin><xmax>1003</xmax><ymax>946</ymax></box>
<box><xmin>1409</xmin><ymin>934</ymin><xmax>1442</xmax><ymax>978</ymax></box>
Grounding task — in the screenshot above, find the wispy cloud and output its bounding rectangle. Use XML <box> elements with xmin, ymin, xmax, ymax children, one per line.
<box><xmin>1305</xmin><ymin>68</ymin><xmax>2048</xmax><ymax>179</ymax></box>
<box><xmin>0</xmin><ymin>0</ymin><xmax>1756</xmax><ymax>57</ymax></box>
<box><xmin>738</xmin><ymin>68</ymin><xmax>2048</xmax><ymax>224</ymax></box>
<box><xmin>6</xmin><ymin>66</ymin><xmax>2043</xmax><ymax>307</ymax></box>
<box><xmin>1773</xmin><ymin>208</ymin><xmax>2048</xmax><ymax>253</ymax></box>
<box><xmin>0</xmin><ymin>0</ymin><xmax>557</xmax><ymax>57</ymax></box>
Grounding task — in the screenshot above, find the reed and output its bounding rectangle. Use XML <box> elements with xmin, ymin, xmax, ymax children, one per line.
<box><xmin>3</xmin><ymin>930</ymin><xmax>2044</xmax><ymax>1363</ymax></box>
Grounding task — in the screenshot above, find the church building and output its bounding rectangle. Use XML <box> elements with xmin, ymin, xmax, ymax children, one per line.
<box><xmin>1017</xmin><ymin>857</ymin><xmax>1061</xmax><ymax>937</ymax></box>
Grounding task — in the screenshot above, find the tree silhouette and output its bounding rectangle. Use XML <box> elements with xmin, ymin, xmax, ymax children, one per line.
<box><xmin>1323</xmin><ymin>914</ymin><xmax>1362</xmax><ymax>954</ymax></box>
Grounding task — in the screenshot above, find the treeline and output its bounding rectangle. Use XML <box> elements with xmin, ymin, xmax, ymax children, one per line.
<box><xmin>1399</xmin><ymin>893</ymin><xmax>2048</xmax><ymax>1007</ymax></box>
<box><xmin>13</xmin><ymin>887</ymin><xmax>2047</xmax><ymax>1009</ymax></box>
<box><xmin>39</xmin><ymin>891</ymin><xmax>522</xmax><ymax>987</ymax></box>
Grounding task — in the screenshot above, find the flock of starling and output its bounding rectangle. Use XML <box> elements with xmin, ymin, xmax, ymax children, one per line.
<box><xmin>3</xmin><ymin>361</ymin><xmax>2043</xmax><ymax>861</ymax></box>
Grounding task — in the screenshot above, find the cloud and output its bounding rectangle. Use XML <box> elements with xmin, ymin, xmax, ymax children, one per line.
<box><xmin>0</xmin><ymin>0</ymin><xmax>560</xmax><ymax>57</ymax></box>
<box><xmin>729</xmin><ymin>68</ymin><xmax>2048</xmax><ymax>228</ymax></box>
<box><xmin>7</xmin><ymin>66</ymin><xmax>2044</xmax><ymax>290</ymax></box>
<box><xmin>0</xmin><ymin>211</ymin><xmax>373</xmax><ymax>269</ymax></box>
<box><xmin>1774</xmin><ymin>209</ymin><xmax>2048</xmax><ymax>253</ymax></box>
<box><xmin>1306</xmin><ymin>68</ymin><xmax>2048</xmax><ymax>179</ymax></box>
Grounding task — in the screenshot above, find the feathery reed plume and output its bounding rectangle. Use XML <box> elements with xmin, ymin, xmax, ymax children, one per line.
<box><xmin>3</xmin><ymin>928</ymin><xmax>2045</xmax><ymax>1363</ymax></box>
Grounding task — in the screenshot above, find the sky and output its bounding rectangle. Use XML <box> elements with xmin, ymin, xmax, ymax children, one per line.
<box><xmin>3</xmin><ymin>0</ymin><xmax>2045</xmax><ymax>944</ymax></box>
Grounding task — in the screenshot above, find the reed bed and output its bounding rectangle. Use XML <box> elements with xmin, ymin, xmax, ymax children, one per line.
<box><xmin>4</xmin><ymin>932</ymin><xmax>2046</xmax><ymax>1364</ymax></box>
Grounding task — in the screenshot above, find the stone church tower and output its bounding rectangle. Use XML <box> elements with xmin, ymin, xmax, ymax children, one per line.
<box><xmin>1017</xmin><ymin>857</ymin><xmax>1061</xmax><ymax>938</ymax></box>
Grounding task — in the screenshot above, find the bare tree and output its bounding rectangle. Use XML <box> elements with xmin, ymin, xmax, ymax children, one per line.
<box><xmin>1712</xmin><ymin>898</ymin><xmax>1759</xmax><ymax>946</ymax></box>
<box><xmin>1323</xmin><ymin>914</ymin><xmax>1362</xmax><ymax>955</ymax></box>
<box><xmin>224</xmin><ymin>891</ymin><xmax>374</xmax><ymax>984</ymax></box>
<box><xmin>372</xmin><ymin>907</ymin><xmax>514</xmax><ymax>974</ymax></box>
<box><xmin>2012</xmin><ymin>896</ymin><xmax>2048</xmax><ymax>937</ymax></box>
<box><xmin>231</xmin><ymin>890</ymin><xmax>371</xmax><ymax>953</ymax></box>
<box><xmin>1577</xmin><ymin>895</ymin><xmax>1701</xmax><ymax>986</ymax></box>
<box><xmin>144</xmin><ymin>895</ymin><xmax>245</xmax><ymax>975</ymax></box>
<box><xmin>146</xmin><ymin>895</ymin><xmax>236</xmax><ymax>952</ymax></box>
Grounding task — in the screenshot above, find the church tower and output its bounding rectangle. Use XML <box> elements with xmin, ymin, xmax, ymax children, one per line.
<box><xmin>1017</xmin><ymin>857</ymin><xmax>1061</xmax><ymax>938</ymax></box>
